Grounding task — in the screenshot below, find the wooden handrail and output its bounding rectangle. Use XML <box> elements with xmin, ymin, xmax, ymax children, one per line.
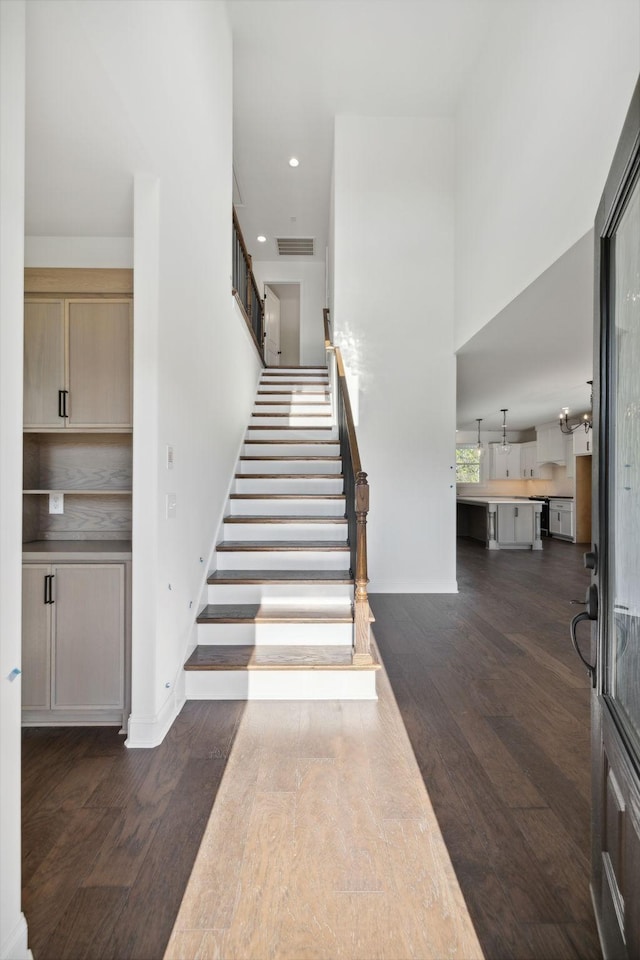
<box><xmin>334</xmin><ymin>347</ymin><xmax>362</xmax><ymax>476</ymax></box>
<box><xmin>324</xmin><ymin>309</ymin><xmax>372</xmax><ymax>665</ymax></box>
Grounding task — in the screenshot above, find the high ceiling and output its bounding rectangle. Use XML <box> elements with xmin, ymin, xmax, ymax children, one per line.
<box><xmin>228</xmin><ymin>0</ymin><xmax>506</xmax><ymax>263</ymax></box>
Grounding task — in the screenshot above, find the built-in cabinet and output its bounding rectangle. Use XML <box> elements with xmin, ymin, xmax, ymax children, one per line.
<box><xmin>497</xmin><ymin>503</ymin><xmax>537</xmax><ymax>546</ymax></box>
<box><xmin>520</xmin><ymin>441</ymin><xmax>552</xmax><ymax>480</ymax></box>
<box><xmin>22</xmin><ymin>551</ymin><xmax>130</xmax><ymax>726</ymax></box>
<box><xmin>536</xmin><ymin>422</ymin><xmax>566</xmax><ymax>464</ymax></box>
<box><xmin>24</xmin><ymin>298</ymin><xmax>132</xmax><ymax>430</ymax></box>
<box><xmin>573</xmin><ymin>425</ymin><xmax>593</xmax><ymax>456</ymax></box>
<box><xmin>549</xmin><ymin>498</ymin><xmax>574</xmax><ymax>540</ymax></box>
<box><xmin>488</xmin><ymin>442</ymin><xmax>521</xmax><ymax>480</ymax></box>
<box><xmin>22</xmin><ymin>273</ymin><xmax>133</xmax><ymax>726</ymax></box>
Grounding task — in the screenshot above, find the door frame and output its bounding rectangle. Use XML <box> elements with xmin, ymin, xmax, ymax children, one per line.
<box><xmin>591</xmin><ymin>74</ymin><xmax>640</xmax><ymax>958</ymax></box>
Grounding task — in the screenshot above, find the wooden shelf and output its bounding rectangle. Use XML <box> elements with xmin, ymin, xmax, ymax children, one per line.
<box><xmin>23</xmin><ymin>489</ymin><xmax>131</xmax><ymax>496</ymax></box>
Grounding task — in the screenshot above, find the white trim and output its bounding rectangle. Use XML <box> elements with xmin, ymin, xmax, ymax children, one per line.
<box><xmin>1</xmin><ymin>914</ymin><xmax>33</xmax><ymax>960</ymax></box>
<box><xmin>368</xmin><ymin>579</ymin><xmax>459</xmax><ymax>594</ymax></box>
<box><xmin>125</xmin><ymin>689</ymin><xmax>186</xmax><ymax>749</ymax></box>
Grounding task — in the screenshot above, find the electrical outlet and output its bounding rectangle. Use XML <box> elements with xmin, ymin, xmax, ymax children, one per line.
<box><xmin>166</xmin><ymin>493</ymin><xmax>177</xmax><ymax>519</ymax></box>
<box><xmin>49</xmin><ymin>493</ymin><xmax>64</xmax><ymax>514</ymax></box>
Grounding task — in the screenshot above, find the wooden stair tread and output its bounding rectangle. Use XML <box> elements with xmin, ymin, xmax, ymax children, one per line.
<box><xmin>224</xmin><ymin>515</ymin><xmax>346</xmax><ymax>524</ymax></box>
<box><xmin>184</xmin><ymin>645</ymin><xmax>380</xmax><ymax>671</ymax></box>
<box><xmin>197</xmin><ymin>603</ymin><xmax>353</xmax><ymax>624</ymax></box>
<box><xmin>246</xmin><ymin>426</ymin><xmax>335</xmax><ymax>431</ymax></box>
<box><xmin>234</xmin><ymin>473</ymin><xmax>343</xmax><ymax>479</ymax></box>
<box><xmin>230</xmin><ymin>494</ymin><xmax>345</xmax><ymax>500</ymax></box>
<box><xmin>244</xmin><ymin>439</ymin><xmax>337</xmax><ymax>445</ymax></box>
<box><xmin>251</xmin><ymin>412</ymin><xmax>332</xmax><ymax>418</ymax></box>
<box><xmin>264</xmin><ymin>366</ymin><xmax>327</xmax><ymax>371</ymax></box>
<box><xmin>216</xmin><ymin>540</ymin><xmax>350</xmax><ymax>551</ymax></box>
<box><xmin>207</xmin><ymin>570</ymin><xmax>353</xmax><ymax>584</ymax></box>
<box><xmin>239</xmin><ymin>456</ymin><xmax>341</xmax><ymax>461</ymax></box>
<box><xmin>257</xmin><ymin>390</ymin><xmax>329</xmax><ymax>395</ymax></box>
<box><xmin>254</xmin><ymin>401</ymin><xmax>331</xmax><ymax>406</ymax></box>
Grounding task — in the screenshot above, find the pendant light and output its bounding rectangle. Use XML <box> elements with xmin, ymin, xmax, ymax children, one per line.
<box><xmin>475</xmin><ymin>418</ymin><xmax>484</xmax><ymax>457</ymax></box>
<box><xmin>499</xmin><ymin>408</ymin><xmax>511</xmax><ymax>454</ymax></box>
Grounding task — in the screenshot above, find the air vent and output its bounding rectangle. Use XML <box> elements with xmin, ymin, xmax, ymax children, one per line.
<box><xmin>276</xmin><ymin>237</ymin><xmax>314</xmax><ymax>256</ymax></box>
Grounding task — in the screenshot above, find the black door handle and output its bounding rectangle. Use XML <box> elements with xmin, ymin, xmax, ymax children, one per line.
<box><xmin>44</xmin><ymin>574</ymin><xmax>55</xmax><ymax>604</ymax></box>
<box><xmin>58</xmin><ymin>390</ymin><xmax>69</xmax><ymax>418</ymax></box>
<box><xmin>570</xmin><ymin>584</ymin><xmax>597</xmax><ymax>687</ymax></box>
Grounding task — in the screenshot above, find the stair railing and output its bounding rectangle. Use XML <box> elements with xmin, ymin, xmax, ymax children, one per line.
<box><xmin>232</xmin><ymin>207</ymin><xmax>265</xmax><ymax>360</ymax></box>
<box><xmin>324</xmin><ymin>309</ymin><xmax>373</xmax><ymax>665</ymax></box>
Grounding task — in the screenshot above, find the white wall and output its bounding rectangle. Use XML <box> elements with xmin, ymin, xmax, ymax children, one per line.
<box><xmin>22</xmin><ymin>0</ymin><xmax>262</xmax><ymax>747</ymax></box>
<box><xmin>455</xmin><ymin>0</ymin><xmax>640</xmax><ymax>349</ymax></box>
<box><xmin>0</xmin><ymin>4</ymin><xmax>32</xmax><ymax>957</ymax></box>
<box><xmin>252</xmin><ymin>260</ymin><xmax>325</xmax><ymax>365</ymax></box>
<box><xmin>333</xmin><ymin>116</ymin><xmax>457</xmax><ymax>592</ymax></box>
<box><xmin>25</xmin><ymin>236</ymin><xmax>132</xmax><ymax>267</ymax></box>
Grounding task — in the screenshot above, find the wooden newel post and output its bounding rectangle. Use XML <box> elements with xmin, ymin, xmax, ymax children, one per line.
<box><xmin>353</xmin><ymin>470</ymin><xmax>373</xmax><ymax>665</ymax></box>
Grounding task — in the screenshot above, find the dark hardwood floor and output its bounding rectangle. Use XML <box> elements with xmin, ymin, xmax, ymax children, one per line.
<box><xmin>21</xmin><ymin>701</ymin><xmax>244</xmax><ymax>960</ymax></box>
<box><xmin>371</xmin><ymin>536</ymin><xmax>601</xmax><ymax>960</ymax></box>
<box><xmin>22</xmin><ymin>536</ymin><xmax>600</xmax><ymax>959</ymax></box>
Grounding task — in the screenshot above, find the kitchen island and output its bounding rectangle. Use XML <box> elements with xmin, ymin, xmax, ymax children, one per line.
<box><xmin>457</xmin><ymin>497</ymin><xmax>543</xmax><ymax>550</ymax></box>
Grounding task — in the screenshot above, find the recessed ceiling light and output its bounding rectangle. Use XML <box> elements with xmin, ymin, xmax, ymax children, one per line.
<box><xmin>288</xmin><ymin>157</ymin><xmax>299</xmax><ymax>168</ymax></box>
<box><xmin>257</xmin><ymin>235</ymin><xmax>266</xmax><ymax>243</ymax></box>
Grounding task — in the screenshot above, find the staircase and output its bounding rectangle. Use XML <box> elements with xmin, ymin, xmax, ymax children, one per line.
<box><xmin>184</xmin><ymin>365</ymin><xmax>379</xmax><ymax>700</ymax></box>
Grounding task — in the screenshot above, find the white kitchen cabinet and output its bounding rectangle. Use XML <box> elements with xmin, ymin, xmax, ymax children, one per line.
<box><xmin>520</xmin><ymin>442</ymin><xmax>552</xmax><ymax>479</ymax></box>
<box><xmin>489</xmin><ymin>443</ymin><xmax>521</xmax><ymax>480</ymax></box>
<box><xmin>565</xmin><ymin>434</ymin><xmax>575</xmax><ymax>479</ymax></box>
<box><xmin>536</xmin><ymin>422</ymin><xmax>566</xmax><ymax>464</ymax></box>
<box><xmin>574</xmin><ymin>426</ymin><xmax>593</xmax><ymax>456</ymax></box>
<box><xmin>24</xmin><ymin>298</ymin><xmax>133</xmax><ymax>431</ymax></box>
<box><xmin>549</xmin><ymin>499</ymin><xmax>574</xmax><ymax>540</ymax></box>
<box><xmin>22</xmin><ymin>552</ymin><xmax>130</xmax><ymax>726</ymax></box>
<box><xmin>497</xmin><ymin>503</ymin><xmax>536</xmax><ymax>545</ymax></box>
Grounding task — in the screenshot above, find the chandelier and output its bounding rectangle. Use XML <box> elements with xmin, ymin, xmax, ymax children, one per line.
<box><xmin>559</xmin><ymin>381</ymin><xmax>593</xmax><ymax>435</ymax></box>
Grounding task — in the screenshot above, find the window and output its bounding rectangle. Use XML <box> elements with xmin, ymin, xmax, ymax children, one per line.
<box><xmin>456</xmin><ymin>444</ymin><xmax>481</xmax><ymax>483</ymax></box>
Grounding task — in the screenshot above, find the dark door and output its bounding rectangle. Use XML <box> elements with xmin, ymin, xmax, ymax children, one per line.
<box><xmin>574</xmin><ymin>75</ymin><xmax>640</xmax><ymax>958</ymax></box>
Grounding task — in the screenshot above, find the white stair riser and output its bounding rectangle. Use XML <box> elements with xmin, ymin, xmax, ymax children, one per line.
<box><xmin>257</xmin><ymin>393</ymin><xmax>330</xmax><ymax>403</ymax></box>
<box><xmin>249</xmin><ymin>416</ymin><xmax>334</xmax><ymax>427</ymax></box>
<box><xmin>258</xmin><ymin>383</ymin><xmax>329</xmax><ymax>392</ymax></box>
<box><xmin>216</xmin><ymin>550</ymin><xmax>349</xmax><ymax>570</ymax></box>
<box><xmin>243</xmin><ymin>443</ymin><xmax>340</xmax><ymax>457</ymax></box>
<box><xmin>256</xmin><ymin>394</ymin><xmax>331</xmax><ymax>404</ymax></box>
<box><xmin>206</xmin><ymin>583</ymin><xmax>353</xmax><ymax>604</ymax></box>
<box><xmin>245</xmin><ymin>429</ymin><xmax>338</xmax><ymax>441</ymax></box>
<box><xmin>238</xmin><ymin>460</ymin><xmax>342</xmax><ymax>475</ymax></box>
<box><xmin>253</xmin><ymin>404</ymin><xmax>332</xmax><ymax>415</ymax></box>
<box><xmin>196</xmin><ymin>621</ymin><xmax>353</xmax><ymax>646</ymax></box>
<box><xmin>185</xmin><ymin>669</ymin><xmax>377</xmax><ymax>701</ymax></box>
<box><xmin>222</xmin><ymin>521</ymin><xmax>347</xmax><ymax>542</ymax></box>
<box><xmin>228</xmin><ymin>498</ymin><xmax>345</xmax><ymax>517</ymax></box>
<box><xmin>234</xmin><ymin>477</ymin><xmax>343</xmax><ymax>494</ymax></box>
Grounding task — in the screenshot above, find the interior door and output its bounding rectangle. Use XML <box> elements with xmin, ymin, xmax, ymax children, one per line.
<box><xmin>264</xmin><ymin>284</ymin><xmax>281</xmax><ymax>367</ymax></box>
<box><xmin>573</xmin><ymin>76</ymin><xmax>640</xmax><ymax>959</ymax></box>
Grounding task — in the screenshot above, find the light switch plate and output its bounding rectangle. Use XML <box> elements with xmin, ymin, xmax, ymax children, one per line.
<box><xmin>166</xmin><ymin>493</ymin><xmax>177</xmax><ymax>519</ymax></box>
<box><xmin>49</xmin><ymin>493</ymin><xmax>64</xmax><ymax>514</ymax></box>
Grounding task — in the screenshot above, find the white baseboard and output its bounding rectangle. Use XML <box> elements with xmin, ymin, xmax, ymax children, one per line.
<box><xmin>368</xmin><ymin>579</ymin><xmax>459</xmax><ymax>594</ymax></box>
<box><xmin>125</xmin><ymin>690</ymin><xmax>186</xmax><ymax>749</ymax></box>
<box><xmin>1</xmin><ymin>913</ymin><xmax>33</xmax><ymax>960</ymax></box>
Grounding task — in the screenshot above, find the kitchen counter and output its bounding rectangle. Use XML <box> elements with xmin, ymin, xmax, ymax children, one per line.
<box><xmin>457</xmin><ymin>498</ymin><xmax>543</xmax><ymax>550</ymax></box>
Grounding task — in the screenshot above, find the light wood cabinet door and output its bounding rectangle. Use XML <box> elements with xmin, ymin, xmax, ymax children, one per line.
<box><xmin>24</xmin><ymin>301</ymin><xmax>65</xmax><ymax>428</ymax></box>
<box><xmin>22</xmin><ymin>564</ymin><xmax>52</xmax><ymax>708</ymax></box>
<box><xmin>67</xmin><ymin>301</ymin><xmax>132</xmax><ymax>428</ymax></box>
<box><xmin>52</xmin><ymin>564</ymin><xmax>125</xmax><ymax>709</ymax></box>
